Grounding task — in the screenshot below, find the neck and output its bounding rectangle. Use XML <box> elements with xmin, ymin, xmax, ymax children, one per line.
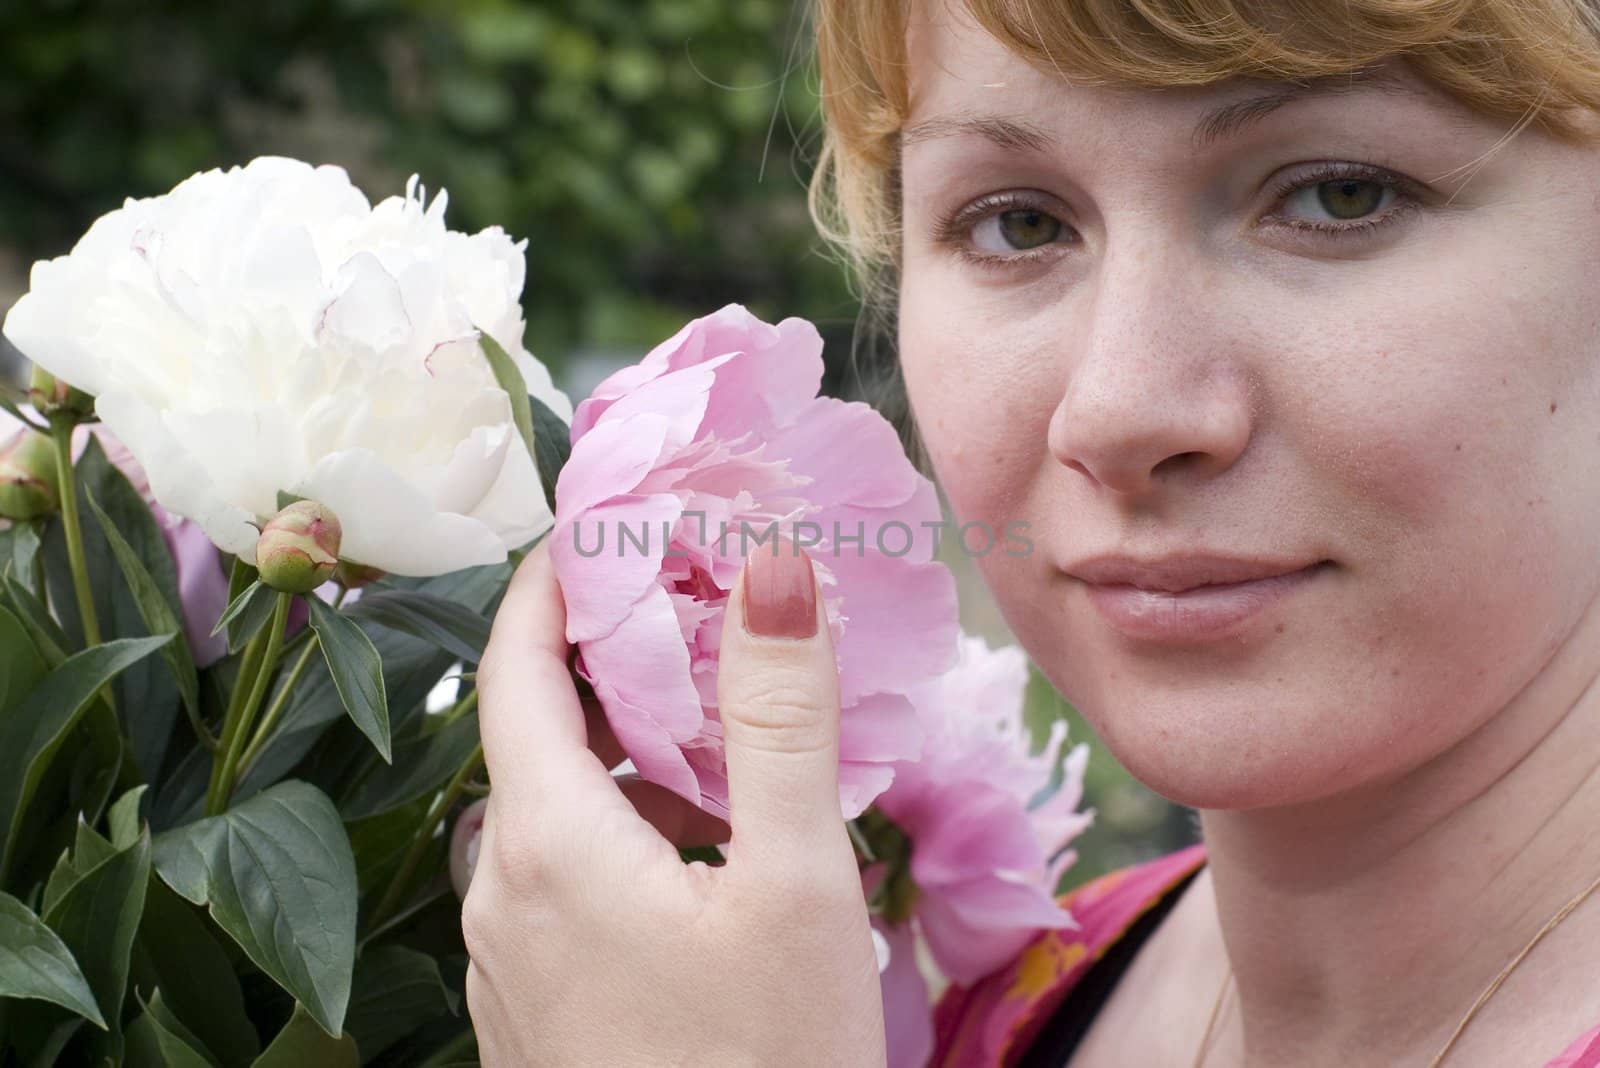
<box><xmin>1198</xmin><ymin>604</ymin><xmax>1600</xmax><ymax>1068</ymax></box>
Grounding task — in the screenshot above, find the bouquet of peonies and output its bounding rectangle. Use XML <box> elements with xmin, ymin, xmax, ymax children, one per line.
<box><xmin>0</xmin><ymin>157</ymin><xmax>1091</xmax><ymax>1066</ymax></box>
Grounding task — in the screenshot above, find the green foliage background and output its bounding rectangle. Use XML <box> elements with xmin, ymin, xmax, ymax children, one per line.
<box><xmin>0</xmin><ymin>0</ymin><xmax>1189</xmax><ymax>896</ymax></box>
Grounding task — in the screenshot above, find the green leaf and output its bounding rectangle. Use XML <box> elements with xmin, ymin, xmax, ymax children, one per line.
<box><xmin>0</xmin><ymin>572</ymin><xmax>69</xmax><ymax>667</ymax></box>
<box><xmin>340</xmin><ymin>709</ymin><xmax>478</xmax><ymax>821</ymax></box>
<box><xmin>344</xmin><ymin>797</ymin><xmax>432</xmax><ymax>895</ymax></box>
<box><xmin>0</xmin><ymin>521</ymin><xmax>42</xmax><ymax>583</ymax></box>
<box><xmin>275</xmin><ymin>490</ymin><xmax>306</xmax><ymax>511</ymax></box>
<box><xmin>0</xmin><ymin>603</ymin><xmax>47</xmax><ymax>712</ymax></box>
<box><xmin>41</xmin><ymin>828</ymin><xmax>152</xmax><ymax>1041</ymax></box>
<box><xmin>213</xmin><ymin>579</ymin><xmax>273</xmax><ymax>648</ymax></box>
<box><xmin>343</xmin><ymin>589</ymin><xmax>490</xmax><ymax>663</ymax></box>
<box><xmin>126</xmin><ymin>994</ymin><xmax>218</xmax><ymax>1068</ymax></box>
<box><xmin>132</xmin><ymin>879</ymin><xmax>259</xmax><ymax>1068</ymax></box>
<box><xmin>477</xmin><ymin>330</ymin><xmax>537</xmax><ymax>470</ymax></box>
<box><xmin>0</xmin><ymin>635</ymin><xmax>171</xmax><ymax>881</ymax></box>
<box><xmin>529</xmin><ymin>389</ymin><xmax>572</xmax><ymax>515</ymax></box>
<box><xmin>86</xmin><ymin>488</ymin><xmax>202</xmax><ymax>722</ymax></box>
<box><xmin>42</xmin><ymin>819</ymin><xmax>118</xmax><ymax>917</ymax></box>
<box><xmin>152</xmin><ymin>781</ymin><xmax>358</xmax><ymax>1039</ymax></box>
<box><xmin>109</xmin><ymin>785</ymin><xmax>149</xmax><ymax>849</ymax></box>
<box><xmin>344</xmin><ymin>945</ymin><xmax>458</xmax><ymax>1061</ymax></box>
<box><xmin>308</xmin><ymin>597</ymin><xmax>391</xmax><ymax>763</ymax></box>
<box><xmin>252</xmin><ymin>1003</ymin><xmax>358</xmax><ymax>1067</ymax></box>
<box><xmin>234</xmin><ymin>564</ymin><xmax>506</xmax><ymax>799</ymax></box>
<box><xmin>0</xmin><ymin>891</ymin><xmax>106</xmax><ymax>1029</ymax></box>
<box><xmin>0</xmin><ymin>388</ymin><xmax>43</xmax><ymax>429</ymax></box>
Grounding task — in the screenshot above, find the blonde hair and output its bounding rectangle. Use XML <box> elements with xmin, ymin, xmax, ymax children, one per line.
<box><xmin>809</xmin><ymin>0</ymin><xmax>1600</xmax><ymax>466</ymax></box>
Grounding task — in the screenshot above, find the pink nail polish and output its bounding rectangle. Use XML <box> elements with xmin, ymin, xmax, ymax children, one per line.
<box><xmin>742</xmin><ymin>538</ymin><xmax>818</xmax><ymax>639</ymax></box>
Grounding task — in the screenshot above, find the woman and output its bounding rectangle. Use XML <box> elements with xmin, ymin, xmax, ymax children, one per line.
<box><xmin>462</xmin><ymin>1</ymin><xmax>1600</xmax><ymax>1065</ymax></box>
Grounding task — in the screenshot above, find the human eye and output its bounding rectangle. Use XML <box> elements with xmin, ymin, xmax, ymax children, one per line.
<box><xmin>932</xmin><ymin>190</ymin><xmax>1076</xmax><ymax>269</ymax></box>
<box><xmin>1259</xmin><ymin>161</ymin><xmax>1425</xmax><ymax>243</ymax></box>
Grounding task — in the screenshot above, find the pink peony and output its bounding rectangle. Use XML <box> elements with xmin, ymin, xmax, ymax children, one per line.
<box><xmin>868</xmin><ymin>636</ymin><xmax>1092</xmax><ymax>1063</ymax></box>
<box><xmin>878</xmin><ymin>634</ymin><xmax>1093</xmax><ymax>983</ymax></box>
<box><xmin>549</xmin><ymin>303</ymin><xmax>960</xmax><ymax>821</ymax></box>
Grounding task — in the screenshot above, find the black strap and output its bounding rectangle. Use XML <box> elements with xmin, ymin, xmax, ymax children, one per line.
<box><xmin>1015</xmin><ymin>866</ymin><xmax>1203</xmax><ymax>1068</ymax></box>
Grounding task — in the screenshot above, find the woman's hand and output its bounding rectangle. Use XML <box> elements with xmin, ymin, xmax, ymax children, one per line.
<box><xmin>461</xmin><ymin>539</ymin><xmax>888</xmax><ymax>1067</ymax></box>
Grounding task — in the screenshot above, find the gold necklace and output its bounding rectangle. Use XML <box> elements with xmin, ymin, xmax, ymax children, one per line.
<box><xmin>1187</xmin><ymin>868</ymin><xmax>1600</xmax><ymax>1068</ymax></box>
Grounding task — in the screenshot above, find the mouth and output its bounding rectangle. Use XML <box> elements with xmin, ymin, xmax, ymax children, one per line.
<box><xmin>1067</xmin><ymin>556</ymin><xmax>1334</xmax><ymax>644</ymax></box>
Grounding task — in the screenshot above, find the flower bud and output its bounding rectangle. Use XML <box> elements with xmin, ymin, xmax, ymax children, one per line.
<box><xmin>333</xmin><ymin>560</ymin><xmax>385</xmax><ymax>590</ymax></box>
<box><xmin>450</xmin><ymin>798</ymin><xmax>487</xmax><ymax>900</ymax></box>
<box><xmin>27</xmin><ymin>365</ymin><xmax>94</xmax><ymax>418</ymax></box>
<box><xmin>0</xmin><ymin>429</ymin><xmax>61</xmax><ymax>520</ymax></box>
<box><xmin>256</xmin><ymin>500</ymin><xmax>341</xmax><ymax>594</ymax></box>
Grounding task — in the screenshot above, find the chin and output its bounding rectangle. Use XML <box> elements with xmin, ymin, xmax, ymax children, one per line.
<box><xmin>1067</xmin><ymin>683</ymin><xmax>1414</xmax><ymax>813</ymax></box>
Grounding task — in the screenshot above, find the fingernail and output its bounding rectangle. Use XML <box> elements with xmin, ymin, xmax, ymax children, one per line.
<box><xmin>742</xmin><ymin>537</ymin><xmax>818</xmax><ymax>639</ymax></box>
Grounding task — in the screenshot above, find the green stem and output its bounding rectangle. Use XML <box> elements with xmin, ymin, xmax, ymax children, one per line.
<box><xmin>203</xmin><ymin>629</ymin><xmax>266</xmax><ymax>815</ymax></box>
<box><xmin>235</xmin><ymin>631</ymin><xmax>321</xmax><ymax>777</ymax></box>
<box><xmin>367</xmin><ymin>742</ymin><xmax>484</xmax><ymax>932</ymax></box>
<box><xmin>205</xmin><ymin>592</ymin><xmax>291</xmax><ymax>815</ymax></box>
<box><xmin>50</xmin><ymin>416</ymin><xmax>100</xmax><ymax>648</ymax></box>
<box><xmin>440</xmin><ymin>687</ymin><xmax>479</xmax><ymax>726</ymax></box>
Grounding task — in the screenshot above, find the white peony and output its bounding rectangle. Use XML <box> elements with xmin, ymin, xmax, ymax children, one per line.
<box><xmin>2</xmin><ymin>156</ymin><xmax>571</xmax><ymax>576</ymax></box>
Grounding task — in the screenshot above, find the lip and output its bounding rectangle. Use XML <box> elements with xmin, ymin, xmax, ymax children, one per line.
<box><xmin>1067</xmin><ymin>554</ymin><xmax>1332</xmax><ymax>643</ymax></box>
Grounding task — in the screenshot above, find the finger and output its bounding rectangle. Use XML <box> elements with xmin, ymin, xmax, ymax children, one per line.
<box><xmin>477</xmin><ymin>540</ymin><xmax>610</xmax><ymax>809</ymax></box>
<box><xmin>716</xmin><ymin>537</ymin><xmax>848</xmax><ymax>870</ymax></box>
<box><xmin>614</xmin><ymin>775</ymin><xmax>731</xmax><ymax>849</ymax></box>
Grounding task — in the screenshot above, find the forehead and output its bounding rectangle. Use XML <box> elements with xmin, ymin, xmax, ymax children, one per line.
<box><xmin>903</xmin><ymin>1</ymin><xmax>1449</xmax><ymax>139</ymax></box>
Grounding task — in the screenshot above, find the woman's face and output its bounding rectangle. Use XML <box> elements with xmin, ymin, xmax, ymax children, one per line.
<box><xmin>896</xmin><ymin>4</ymin><xmax>1600</xmax><ymax>809</ymax></box>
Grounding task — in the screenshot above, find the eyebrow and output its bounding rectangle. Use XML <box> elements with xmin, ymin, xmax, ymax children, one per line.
<box><xmin>899</xmin><ymin>67</ymin><xmax>1421</xmax><ymax>154</ymax></box>
<box><xmin>1191</xmin><ymin>68</ymin><xmax>1418</xmax><ymax>150</ymax></box>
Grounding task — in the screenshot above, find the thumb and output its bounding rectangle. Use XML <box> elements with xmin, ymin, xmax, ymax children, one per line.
<box><xmin>717</xmin><ymin>536</ymin><xmax>847</xmax><ymax>868</ymax></box>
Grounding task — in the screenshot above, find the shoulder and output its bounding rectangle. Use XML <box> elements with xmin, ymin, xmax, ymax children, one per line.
<box><xmin>928</xmin><ymin>842</ymin><xmax>1208</xmax><ymax>1068</ymax></box>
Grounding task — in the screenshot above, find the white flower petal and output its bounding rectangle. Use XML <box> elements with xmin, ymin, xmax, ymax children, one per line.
<box><xmin>298</xmin><ymin>448</ymin><xmax>508</xmax><ymax>575</ymax></box>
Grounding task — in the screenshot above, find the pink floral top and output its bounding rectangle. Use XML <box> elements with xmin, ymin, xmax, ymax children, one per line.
<box><xmin>929</xmin><ymin>843</ymin><xmax>1600</xmax><ymax>1067</ymax></box>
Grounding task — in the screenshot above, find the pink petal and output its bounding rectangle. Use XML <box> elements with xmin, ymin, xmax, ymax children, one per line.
<box><xmin>589</xmin><ymin>355</ymin><xmax>732</xmax><ymax>455</ymax></box>
<box><xmin>838</xmin><ymin>761</ymin><xmax>899</xmax><ymax>820</ymax></box>
<box><xmin>840</xmin><ymin>692</ymin><xmax>923</xmax><ymax>764</ymax></box>
<box><xmin>909</xmin><ymin>783</ymin><xmax>1047</xmax><ymax>887</ymax></box>
<box><xmin>585</xmin><ymin>673</ymin><xmax>702</xmax><ymax>807</ymax></box>
<box><xmin>873</xmin><ymin>918</ymin><xmax>935</xmax><ymax>1068</ymax></box>
<box><xmin>827</xmin><ymin>550</ymin><xmax>959</xmax><ymax>705</ymax></box>
<box><xmin>916</xmin><ymin>891</ymin><xmax>1062</xmax><ymax>985</ymax></box>
<box><xmin>577</xmin><ymin>583</ymin><xmax>703</xmax><ymax>741</ymax></box>
<box><xmin>554</xmin><ymin>412</ymin><xmax>672</xmax><ymax>521</ymax></box>
<box><xmin>551</xmin><ymin>492</ymin><xmax>684</xmax><ymax>643</ymax></box>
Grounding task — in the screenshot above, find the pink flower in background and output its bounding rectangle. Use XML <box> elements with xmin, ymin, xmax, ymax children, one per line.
<box><xmin>94</xmin><ymin>430</ymin><xmax>232</xmax><ymax>667</ymax></box>
<box><xmin>450</xmin><ymin>796</ymin><xmax>488</xmax><ymax>899</ymax></box>
<box><xmin>873</xmin><ymin>635</ymin><xmax>1093</xmax><ymax>1060</ymax></box>
<box><xmin>549</xmin><ymin>303</ymin><xmax>960</xmax><ymax>821</ymax></box>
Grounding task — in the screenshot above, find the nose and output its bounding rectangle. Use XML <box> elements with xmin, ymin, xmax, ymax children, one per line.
<box><xmin>1047</xmin><ymin>236</ymin><xmax>1255</xmax><ymax>496</ymax></box>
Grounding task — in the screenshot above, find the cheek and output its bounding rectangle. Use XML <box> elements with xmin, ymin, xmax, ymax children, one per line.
<box><xmin>897</xmin><ymin>284</ymin><xmax>1063</xmax><ymax>531</ymax></box>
